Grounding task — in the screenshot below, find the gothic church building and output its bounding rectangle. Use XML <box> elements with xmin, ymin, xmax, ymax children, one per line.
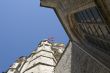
<box><xmin>6</xmin><ymin>0</ymin><xmax>110</xmax><ymax>73</ymax></box>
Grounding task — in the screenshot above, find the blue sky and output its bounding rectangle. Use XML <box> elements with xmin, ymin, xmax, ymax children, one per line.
<box><xmin>0</xmin><ymin>0</ymin><xmax>68</xmax><ymax>72</ymax></box>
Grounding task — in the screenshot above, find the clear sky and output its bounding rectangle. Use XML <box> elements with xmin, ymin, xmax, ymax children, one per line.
<box><xmin>0</xmin><ymin>0</ymin><xmax>69</xmax><ymax>72</ymax></box>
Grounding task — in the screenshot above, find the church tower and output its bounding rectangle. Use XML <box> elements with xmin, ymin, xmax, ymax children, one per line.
<box><xmin>6</xmin><ymin>39</ymin><xmax>65</xmax><ymax>73</ymax></box>
<box><xmin>20</xmin><ymin>39</ymin><xmax>57</xmax><ymax>73</ymax></box>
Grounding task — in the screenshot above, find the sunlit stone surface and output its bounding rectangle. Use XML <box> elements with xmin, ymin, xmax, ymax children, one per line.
<box><xmin>6</xmin><ymin>40</ymin><xmax>65</xmax><ymax>73</ymax></box>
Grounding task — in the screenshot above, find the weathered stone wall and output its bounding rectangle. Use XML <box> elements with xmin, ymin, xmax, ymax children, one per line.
<box><xmin>55</xmin><ymin>41</ymin><xmax>110</xmax><ymax>73</ymax></box>
<box><xmin>54</xmin><ymin>42</ymin><xmax>72</xmax><ymax>73</ymax></box>
<box><xmin>71</xmin><ymin>42</ymin><xmax>110</xmax><ymax>73</ymax></box>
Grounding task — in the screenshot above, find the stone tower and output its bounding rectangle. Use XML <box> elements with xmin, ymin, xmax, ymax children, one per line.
<box><xmin>6</xmin><ymin>39</ymin><xmax>65</xmax><ymax>73</ymax></box>
<box><xmin>21</xmin><ymin>40</ymin><xmax>57</xmax><ymax>73</ymax></box>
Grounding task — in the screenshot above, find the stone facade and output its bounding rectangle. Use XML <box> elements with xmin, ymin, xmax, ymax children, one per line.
<box><xmin>55</xmin><ymin>42</ymin><xmax>72</xmax><ymax>73</ymax></box>
<box><xmin>6</xmin><ymin>41</ymin><xmax>110</xmax><ymax>73</ymax></box>
<box><xmin>5</xmin><ymin>0</ymin><xmax>110</xmax><ymax>73</ymax></box>
<box><xmin>7</xmin><ymin>57</ymin><xmax>26</xmax><ymax>73</ymax></box>
<box><xmin>71</xmin><ymin>42</ymin><xmax>110</xmax><ymax>73</ymax></box>
<box><xmin>6</xmin><ymin>40</ymin><xmax>65</xmax><ymax>73</ymax></box>
<box><xmin>40</xmin><ymin>0</ymin><xmax>110</xmax><ymax>73</ymax></box>
<box><xmin>54</xmin><ymin>42</ymin><xmax>110</xmax><ymax>73</ymax></box>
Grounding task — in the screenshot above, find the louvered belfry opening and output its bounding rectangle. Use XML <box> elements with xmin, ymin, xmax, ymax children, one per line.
<box><xmin>73</xmin><ymin>6</ymin><xmax>110</xmax><ymax>54</ymax></box>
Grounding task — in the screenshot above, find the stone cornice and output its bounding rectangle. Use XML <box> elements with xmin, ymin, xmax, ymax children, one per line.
<box><xmin>40</xmin><ymin>0</ymin><xmax>58</xmax><ymax>8</ymax></box>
